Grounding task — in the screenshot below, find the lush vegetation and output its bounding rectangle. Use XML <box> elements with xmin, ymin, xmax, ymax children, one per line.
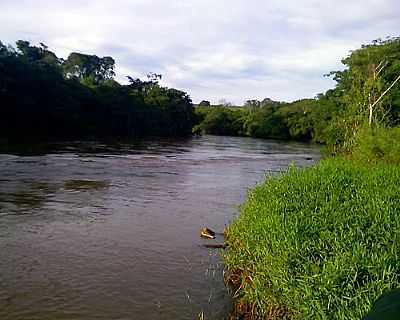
<box><xmin>195</xmin><ymin>38</ymin><xmax>400</xmax><ymax>149</ymax></box>
<box><xmin>351</xmin><ymin>126</ymin><xmax>400</xmax><ymax>165</ymax></box>
<box><xmin>2</xmin><ymin>35</ymin><xmax>400</xmax><ymax>319</ymax></box>
<box><xmin>224</xmin><ymin>37</ymin><xmax>400</xmax><ymax>320</ymax></box>
<box><xmin>194</xmin><ymin>96</ymin><xmax>340</xmax><ymax>143</ymax></box>
<box><xmin>0</xmin><ymin>40</ymin><xmax>195</xmax><ymax>141</ymax></box>
<box><xmin>225</xmin><ymin>158</ymin><xmax>400</xmax><ymax>319</ymax></box>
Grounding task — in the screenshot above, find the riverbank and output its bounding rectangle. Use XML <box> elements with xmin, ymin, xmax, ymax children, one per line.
<box><xmin>224</xmin><ymin>157</ymin><xmax>400</xmax><ymax>319</ymax></box>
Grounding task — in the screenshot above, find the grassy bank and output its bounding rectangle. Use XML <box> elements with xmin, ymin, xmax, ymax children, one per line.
<box><xmin>224</xmin><ymin>157</ymin><xmax>400</xmax><ymax>319</ymax></box>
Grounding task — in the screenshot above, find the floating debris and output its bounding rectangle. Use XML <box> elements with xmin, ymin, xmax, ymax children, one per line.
<box><xmin>200</xmin><ymin>227</ymin><xmax>216</xmax><ymax>239</ymax></box>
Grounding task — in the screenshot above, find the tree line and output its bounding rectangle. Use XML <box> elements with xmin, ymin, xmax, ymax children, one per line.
<box><xmin>0</xmin><ymin>40</ymin><xmax>195</xmax><ymax>141</ymax></box>
<box><xmin>2</xmin><ymin>37</ymin><xmax>399</xmax><ymax>150</ymax></box>
<box><xmin>194</xmin><ymin>37</ymin><xmax>400</xmax><ymax>154</ymax></box>
<box><xmin>194</xmin><ymin>97</ymin><xmax>339</xmax><ymax>142</ymax></box>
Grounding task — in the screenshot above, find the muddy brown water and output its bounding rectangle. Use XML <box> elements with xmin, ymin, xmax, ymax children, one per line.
<box><xmin>0</xmin><ymin>135</ymin><xmax>320</xmax><ymax>320</ymax></box>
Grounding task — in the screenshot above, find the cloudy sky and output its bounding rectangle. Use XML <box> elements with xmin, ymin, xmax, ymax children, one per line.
<box><xmin>1</xmin><ymin>0</ymin><xmax>399</xmax><ymax>104</ymax></box>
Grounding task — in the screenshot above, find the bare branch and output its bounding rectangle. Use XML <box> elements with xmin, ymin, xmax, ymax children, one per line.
<box><xmin>375</xmin><ymin>60</ymin><xmax>388</xmax><ymax>77</ymax></box>
<box><xmin>371</xmin><ymin>74</ymin><xmax>400</xmax><ymax>110</ymax></box>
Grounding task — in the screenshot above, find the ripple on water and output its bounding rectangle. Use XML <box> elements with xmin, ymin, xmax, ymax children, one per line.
<box><xmin>0</xmin><ymin>136</ymin><xmax>320</xmax><ymax>320</ymax></box>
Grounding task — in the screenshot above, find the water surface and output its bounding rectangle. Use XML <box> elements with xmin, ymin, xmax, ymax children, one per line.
<box><xmin>0</xmin><ymin>135</ymin><xmax>320</xmax><ymax>319</ymax></box>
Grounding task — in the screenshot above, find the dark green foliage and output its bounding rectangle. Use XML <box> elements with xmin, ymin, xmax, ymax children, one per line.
<box><xmin>0</xmin><ymin>40</ymin><xmax>194</xmax><ymax>141</ymax></box>
<box><xmin>63</xmin><ymin>52</ymin><xmax>115</xmax><ymax>85</ymax></box>
<box><xmin>16</xmin><ymin>40</ymin><xmax>62</xmax><ymax>66</ymax></box>
<box><xmin>225</xmin><ymin>158</ymin><xmax>400</xmax><ymax>319</ymax></box>
<box><xmin>244</xmin><ymin>102</ymin><xmax>289</xmax><ymax>139</ymax></box>
<box><xmin>193</xmin><ymin>107</ymin><xmax>245</xmax><ymax>136</ymax></box>
<box><xmin>194</xmin><ymin>96</ymin><xmax>339</xmax><ymax>142</ymax></box>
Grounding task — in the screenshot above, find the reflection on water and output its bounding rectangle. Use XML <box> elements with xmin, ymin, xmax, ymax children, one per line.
<box><xmin>0</xmin><ymin>182</ymin><xmax>55</xmax><ymax>216</ymax></box>
<box><xmin>0</xmin><ymin>135</ymin><xmax>320</xmax><ymax>320</ymax></box>
<box><xmin>64</xmin><ymin>180</ymin><xmax>109</xmax><ymax>191</ymax></box>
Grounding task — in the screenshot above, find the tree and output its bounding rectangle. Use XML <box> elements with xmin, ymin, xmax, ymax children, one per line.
<box><xmin>64</xmin><ymin>52</ymin><xmax>115</xmax><ymax>84</ymax></box>
<box><xmin>199</xmin><ymin>100</ymin><xmax>211</xmax><ymax>107</ymax></box>
<box><xmin>328</xmin><ymin>37</ymin><xmax>400</xmax><ymax>128</ymax></box>
<box><xmin>244</xmin><ymin>99</ymin><xmax>261</xmax><ymax>111</ymax></box>
<box><xmin>15</xmin><ymin>40</ymin><xmax>61</xmax><ymax>66</ymax></box>
<box><xmin>0</xmin><ymin>41</ymin><xmax>15</xmax><ymax>58</ymax></box>
<box><xmin>147</xmin><ymin>72</ymin><xmax>162</xmax><ymax>83</ymax></box>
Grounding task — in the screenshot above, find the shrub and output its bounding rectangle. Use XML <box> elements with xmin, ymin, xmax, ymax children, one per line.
<box><xmin>352</xmin><ymin>126</ymin><xmax>400</xmax><ymax>165</ymax></box>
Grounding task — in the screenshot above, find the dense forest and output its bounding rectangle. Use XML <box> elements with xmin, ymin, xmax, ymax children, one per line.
<box><xmin>195</xmin><ymin>37</ymin><xmax>400</xmax><ymax>155</ymax></box>
<box><xmin>0</xmin><ymin>40</ymin><xmax>195</xmax><ymax>141</ymax></box>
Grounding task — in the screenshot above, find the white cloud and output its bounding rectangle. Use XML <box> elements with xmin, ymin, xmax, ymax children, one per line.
<box><xmin>0</xmin><ymin>0</ymin><xmax>399</xmax><ymax>104</ymax></box>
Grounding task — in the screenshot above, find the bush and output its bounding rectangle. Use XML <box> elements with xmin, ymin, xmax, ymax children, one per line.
<box><xmin>225</xmin><ymin>158</ymin><xmax>400</xmax><ymax>319</ymax></box>
<box><xmin>352</xmin><ymin>126</ymin><xmax>400</xmax><ymax>165</ymax></box>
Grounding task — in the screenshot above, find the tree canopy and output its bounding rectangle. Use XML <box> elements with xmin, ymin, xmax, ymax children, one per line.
<box><xmin>0</xmin><ymin>40</ymin><xmax>195</xmax><ymax>141</ymax></box>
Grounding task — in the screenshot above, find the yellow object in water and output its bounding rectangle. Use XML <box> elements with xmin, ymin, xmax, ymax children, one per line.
<box><xmin>200</xmin><ymin>227</ymin><xmax>216</xmax><ymax>239</ymax></box>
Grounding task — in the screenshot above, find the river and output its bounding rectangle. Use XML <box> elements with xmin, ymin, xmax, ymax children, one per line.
<box><xmin>0</xmin><ymin>135</ymin><xmax>320</xmax><ymax>320</ymax></box>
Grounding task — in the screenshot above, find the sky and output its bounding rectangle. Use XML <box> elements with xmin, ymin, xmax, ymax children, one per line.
<box><xmin>1</xmin><ymin>0</ymin><xmax>399</xmax><ymax>105</ymax></box>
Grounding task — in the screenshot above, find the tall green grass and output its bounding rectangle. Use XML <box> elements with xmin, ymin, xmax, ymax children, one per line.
<box><xmin>225</xmin><ymin>158</ymin><xmax>400</xmax><ymax>319</ymax></box>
